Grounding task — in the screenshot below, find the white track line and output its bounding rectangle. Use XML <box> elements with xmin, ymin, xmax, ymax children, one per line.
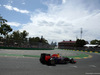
<box><xmin>89</xmin><ymin>65</ymin><xmax>96</xmax><ymax>68</ymax></box>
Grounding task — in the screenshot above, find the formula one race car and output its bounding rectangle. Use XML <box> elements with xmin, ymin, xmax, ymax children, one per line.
<box><xmin>40</xmin><ymin>53</ymin><xmax>76</xmax><ymax>66</ymax></box>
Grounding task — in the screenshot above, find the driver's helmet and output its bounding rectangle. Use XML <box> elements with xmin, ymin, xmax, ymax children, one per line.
<box><xmin>57</xmin><ymin>53</ymin><xmax>60</xmax><ymax>58</ymax></box>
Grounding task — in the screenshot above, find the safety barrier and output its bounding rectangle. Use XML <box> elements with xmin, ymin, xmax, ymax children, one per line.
<box><xmin>0</xmin><ymin>46</ymin><xmax>54</xmax><ymax>50</ymax></box>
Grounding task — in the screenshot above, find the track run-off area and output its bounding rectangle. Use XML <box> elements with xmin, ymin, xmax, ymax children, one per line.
<box><xmin>0</xmin><ymin>49</ymin><xmax>100</xmax><ymax>75</ymax></box>
<box><xmin>0</xmin><ymin>49</ymin><xmax>92</xmax><ymax>59</ymax></box>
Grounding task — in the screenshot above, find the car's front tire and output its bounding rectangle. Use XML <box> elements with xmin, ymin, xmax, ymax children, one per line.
<box><xmin>50</xmin><ymin>58</ymin><xmax>56</xmax><ymax>66</ymax></box>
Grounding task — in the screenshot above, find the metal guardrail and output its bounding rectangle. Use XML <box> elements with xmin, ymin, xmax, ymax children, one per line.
<box><xmin>0</xmin><ymin>40</ymin><xmax>55</xmax><ymax>49</ymax></box>
<box><xmin>59</xmin><ymin>47</ymin><xmax>100</xmax><ymax>52</ymax></box>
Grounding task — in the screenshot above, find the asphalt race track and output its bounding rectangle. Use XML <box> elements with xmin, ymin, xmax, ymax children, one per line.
<box><xmin>0</xmin><ymin>52</ymin><xmax>100</xmax><ymax>75</ymax></box>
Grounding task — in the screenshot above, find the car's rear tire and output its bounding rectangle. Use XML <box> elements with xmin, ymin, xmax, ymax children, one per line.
<box><xmin>40</xmin><ymin>53</ymin><xmax>47</xmax><ymax>64</ymax></box>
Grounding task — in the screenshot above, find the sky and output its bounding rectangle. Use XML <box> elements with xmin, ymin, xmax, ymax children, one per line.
<box><xmin>0</xmin><ymin>0</ymin><xmax>100</xmax><ymax>43</ymax></box>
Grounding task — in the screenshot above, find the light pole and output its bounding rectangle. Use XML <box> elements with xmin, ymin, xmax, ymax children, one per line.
<box><xmin>80</xmin><ymin>28</ymin><xmax>83</xmax><ymax>39</ymax></box>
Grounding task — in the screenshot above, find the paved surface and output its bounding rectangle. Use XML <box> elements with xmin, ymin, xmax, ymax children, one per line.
<box><xmin>0</xmin><ymin>49</ymin><xmax>100</xmax><ymax>75</ymax></box>
<box><xmin>0</xmin><ymin>49</ymin><xmax>80</xmax><ymax>56</ymax></box>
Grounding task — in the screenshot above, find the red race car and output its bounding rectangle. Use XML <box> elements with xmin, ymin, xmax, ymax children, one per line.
<box><xmin>40</xmin><ymin>53</ymin><xmax>76</xmax><ymax>66</ymax></box>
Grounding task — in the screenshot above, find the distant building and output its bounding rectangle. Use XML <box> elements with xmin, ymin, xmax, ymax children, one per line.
<box><xmin>58</xmin><ymin>40</ymin><xmax>76</xmax><ymax>49</ymax></box>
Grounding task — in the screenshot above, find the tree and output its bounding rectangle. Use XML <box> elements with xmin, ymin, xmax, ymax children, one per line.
<box><xmin>0</xmin><ymin>16</ymin><xmax>12</xmax><ymax>38</ymax></box>
<box><xmin>21</xmin><ymin>30</ymin><xmax>29</xmax><ymax>43</ymax></box>
<box><xmin>29</xmin><ymin>36</ymin><xmax>48</xmax><ymax>45</ymax></box>
<box><xmin>21</xmin><ymin>30</ymin><xmax>29</xmax><ymax>39</ymax></box>
<box><xmin>40</xmin><ymin>37</ymin><xmax>48</xmax><ymax>44</ymax></box>
<box><xmin>0</xmin><ymin>24</ymin><xmax>12</xmax><ymax>37</ymax></box>
<box><xmin>11</xmin><ymin>30</ymin><xmax>28</xmax><ymax>44</ymax></box>
<box><xmin>76</xmin><ymin>39</ymin><xmax>86</xmax><ymax>47</ymax></box>
<box><xmin>90</xmin><ymin>39</ymin><xmax>100</xmax><ymax>45</ymax></box>
<box><xmin>0</xmin><ymin>16</ymin><xmax>7</xmax><ymax>25</ymax></box>
<box><xmin>5</xmin><ymin>30</ymin><xmax>29</xmax><ymax>46</ymax></box>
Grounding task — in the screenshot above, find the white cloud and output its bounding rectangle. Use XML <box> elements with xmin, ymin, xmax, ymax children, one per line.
<box><xmin>3</xmin><ymin>5</ymin><xmax>29</xmax><ymax>14</ymax></box>
<box><xmin>20</xmin><ymin>0</ymin><xmax>100</xmax><ymax>43</ymax></box>
<box><xmin>7</xmin><ymin>22</ymin><xmax>21</xmax><ymax>27</ymax></box>
<box><xmin>62</xmin><ymin>0</ymin><xmax>67</xmax><ymax>4</ymax></box>
<box><xmin>3</xmin><ymin>5</ymin><xmax>12</xmax><ymax>10</ymax></box>
<box><xmin>8</xmin><ymin>0</ymin><xmax>13</xmax><ymax>4</ymax></box>
<box><xmin>22</xmin><ymin>2</ymin><xmax>25</xmax><ymax>5</ymax></box>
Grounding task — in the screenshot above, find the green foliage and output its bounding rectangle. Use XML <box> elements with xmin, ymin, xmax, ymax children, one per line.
<box><xmin>0</xmin><ymin>16</ymin><xmax>7</xmax><ymax>25</ymax></box>
<box><xmin>21</xmin><ymin>30</ymin><xmax>29</xmax><ymax>39</ymax></box>
<box><xmin>0</xmin><ymin>16</ymin><xmax>12</xmax><ymax>37</ymax></box>
<box><xmin>29</xmin><ymin>36</ymin><xmax>48</xmax><ymax>45</ymax></box>
<box><xmin>40</xmin><ymin>37</ymin><xmax>48</xmax><ymax>44</ymax></box>
<box><xmin>0</xmin><ymin>24</ymin><xmax>12</xmax><ymax>36</ymax></box>
<box><xmin>76</xmin><ymin>39</ymin><xmax>86</xmax><ymax>47</ymax></box>
<box><xmin>90</xmin><ymin>39</ymin><xmax>100</xmax><ymax>45</ymax></box>
<box><xmin>7</xmin><ymin>30</ymin><xmax>29</xmax><ymax>44</ymax></box>
<box><xmin>7</xmin><ymin>30</ymin><xmax>48</xmax><ymax>45</ymax></box>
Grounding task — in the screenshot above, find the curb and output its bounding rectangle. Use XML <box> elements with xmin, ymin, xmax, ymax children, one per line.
<box><xmin>62</xmin><ymin>49</ymin><xmax>100</xmax><ymax>53</ymax></box>
<box><xmin>73</xmin><ymin>50</ymin><xmax>100</xmax><ymax>53</ymax></box>
<box><xmin>65</xmin><ymin>54</ymin><xmax>92</xmax><ymax>59</ymax></box>
<box><xmin>61</xmin><ymin>49</ymin><xmax>93</xmax><ymax>59</ymax></box>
